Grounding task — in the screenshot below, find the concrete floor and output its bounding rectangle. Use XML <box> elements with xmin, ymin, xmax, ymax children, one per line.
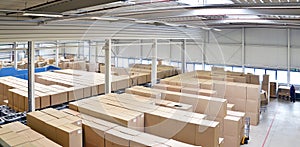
<box><xmin>244</xmin><ymin>98</ymin><xmax>300</xmax><ymax>147</ymax></box>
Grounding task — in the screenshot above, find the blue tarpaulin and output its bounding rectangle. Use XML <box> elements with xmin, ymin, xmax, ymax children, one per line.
<box><xmin>0</xmin><ymin>66</ymin><xmax>61</xmax><ymax>80</ymax></box>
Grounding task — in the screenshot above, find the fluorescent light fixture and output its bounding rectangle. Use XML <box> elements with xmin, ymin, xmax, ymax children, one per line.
<box><xmin>228</xmin><ymin>15</ymin><xmax>260</xmax><ymax>19</ymax></box>
<box><xmin>23</xmin><ymin>12</ymin><xmax>63</xmax><ymax>18</ymax></box>
<box><xmin>90</xmin><ymin>17</ymin><xmax>119</xmax><ymax>21</ymax></box>
<box><xmin>213</xmin><ymin>28</ymin><xmax>222</xmax><ymax>32</ymax></box>
<box><xmin>202</xmin><ymin>27</ymin><xmax>212</xmax><ymax>30</ymax></box>
<box><xmin>134</xmin><ymin>20</ymin><xmax>155</xmax><ymax>24</ymax></box>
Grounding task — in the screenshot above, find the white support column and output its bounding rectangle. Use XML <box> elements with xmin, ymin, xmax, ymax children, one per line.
<box><xmin>169</xmin><ymin>39</ymin><xmax>172</xmax><ymax>65</ymax></box>
<box><xmin>55</xmin><ymin>41</ymin><xmax>59</xmax><ymax>67</ymax></box>
<box><xmin>287</xmin><ymin>28</ymin><xmax>291</xmax><ymax>86</ymax></box>
<box><xmin>151</xmin><ymin>39</ymin><xmax>158</xmax><ymax>86</ymax></box>
<box><xmin>13</xmin><ymin>42</ymin><xmax>18</xmax><ymax>69</ymax></box>
<box><xmin>95</xmin><ymin>42</ymin><xmax>98</xmax><ymax>63</ymax></box>
<box><xmin>242</xmin><ymin>27</ymin><xmax>246</xmax><ymax>73</ymax></box>
<box><xmin>28</xmin><ymin>41</ymin><xmax>35</xmax><ymax>112</ymax></box>
<box><xmin>181</xmin><ymin>39</ymin><xmax>186</xmax><ymax>73</ymax></box>
<box><xmin>105</xmin><ymin>39</ymin><xmax>112</xmax><ymax>94</ymax></box>
<box><xmin>140</xmin><ymin>39</ymin><xmax>143</xmax><ymax>63</ymax></box>
<box><xmin>202</xmin><ymin>31</ymin><xmax>207</xmax><ymax>70</ymax></box>
<box><xmin>89</xmin><ymin>41</ymin><xmax>92</xmax><ymax>62</ymax></box>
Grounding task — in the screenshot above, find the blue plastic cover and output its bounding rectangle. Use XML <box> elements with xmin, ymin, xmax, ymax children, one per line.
<box><xmin>0</xmin><ymin>65</ymin><xmax>60</xmax><ymax>80</ymax></box>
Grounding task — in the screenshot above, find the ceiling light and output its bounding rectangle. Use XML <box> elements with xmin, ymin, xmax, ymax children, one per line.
<box><xmin>23</xmin><ymin>12</ymin><xmax>63</xmax><ymax>18</ymax></box>
<box><xmin>90</xmin><ymin>17</ymin><xmax>119</xmax><ymax>21</ymax></box>
<box><xmin>213</xmin><ymin>28</ymin><xmax>222</xmax><ymax>32</ymax></box>
<box><xmin>202</xmin><ymin>27</ymin><xmax>212</xmax><ymax>30</ymax></box>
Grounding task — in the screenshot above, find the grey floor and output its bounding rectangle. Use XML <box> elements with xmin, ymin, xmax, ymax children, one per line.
<box><xmin>244</xmin><ymin>98</ymin><xmax>300</xmax><ymax>147</ymax></box>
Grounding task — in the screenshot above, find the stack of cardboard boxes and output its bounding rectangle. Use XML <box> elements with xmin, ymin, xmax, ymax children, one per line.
<box><xmin>0</xmin><ymin>121</ymin><xmax>61</xmax><ymax>147</ymax></box>
<box><xmin>26</xmin><ymin>108</ymin><xmax>82</xmax><ymax>147</ymax></box>
<box><xmin>69</xmin><ymin>93</ymin><xmax>222</xmax><ymax>147</ymax></box>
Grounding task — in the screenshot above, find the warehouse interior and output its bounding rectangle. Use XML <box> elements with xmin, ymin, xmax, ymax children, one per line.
<box><xmin>0</xmin><ymin>0</ymin><xmax>299</xmax><ymax>147</ymax></box>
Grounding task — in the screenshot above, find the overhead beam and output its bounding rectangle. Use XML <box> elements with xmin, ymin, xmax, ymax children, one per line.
<box><xmin>27</xmin><ymin>0</ymin><xmax>120</xmax><ymax>13</ymax></box>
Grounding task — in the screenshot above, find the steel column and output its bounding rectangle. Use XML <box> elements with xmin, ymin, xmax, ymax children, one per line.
<box><xmin>28</xmin><ymin>41</ymin><xmax>35</xmax><ymax>112</ymax></box>
<box><xmin>181</xmin><ymin>39</ymin><xmax>186</xmax><ymax>73</ymax></box>
<box><xmin>151</xmin><ymin>39</ymin><xmax>158</xmax><ymax>86</ymax></box>
<box><xmin>105</xmin><ymin>39</ymin><xmax>112</xmax><ymax>94</ymax></box>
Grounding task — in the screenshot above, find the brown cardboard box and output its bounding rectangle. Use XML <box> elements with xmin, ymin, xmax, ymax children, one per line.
<box><xmin>225</xmin><ymin>83</ymin><xmax>247</xmax><ymax>100</ymax></box>
<box><xmin>246</xmin><ymin>99</ymin><xmax>260</xmax><ymax>113</ymax></box>
<box><xmin>250</xmin><ymin>75</ymin><xmax>260</xmax><ymax>85</ymax></box>
<box><xmin>17</xmin><ymin>129</ymin><xmax>44</xmax><ymax>142</ymax></box>
<box><xmin>83</xmin><ymin>121</ymin><xmax>110</xmax><ymax>147</ymax></box>
<box><xmin>224</xmin><ymin>116</ymin><xmax>241</xmax><ymax>137</ymax></box>
<box><xmin>1</xmin><ymin>122</ymin><xmax>30</xmax><ymax>133</ymax></box>
<box><xmin>105</xmin><ymin>128</ymin><xmax>139</xmax><ymax>147</ymax></box>
<box><xmin>0</xmin><ymin>134</ymin><xmax>29</xmax><ymax>147</ymax></box>
<box><xmin>41</xmin><ymin>108</ymin><xmax>69</xmax><ymax>119</ymax></box>
<box><xmin>26</xmin><ymin>112</ymin><xmax>57</xmax><ymax>136</ymax></box>
<box><xmin>229</xmin><ymin>98</ymin><xmax>246</xmax><ymax>112</ymax></box>
<box><xmin>55</xmin><ymin>123</ymin><xmax>82</xmax><ymax>147</ymax></box>
<box><xmin>227</xmin><ymin>103</ymin><xmax>235</xmax><ymax>111</ymax></box>
<box><xmin>50</xmin><ymin>92</ymin><xmax>68</xmax><ymax>106</ymax></box>
<box><xmin>165</xmin><ymin>139</ymin><xmax>200</xmax><ymax>147</ymax></box>
<box><xmin>223</xmin><ymin>135</ymin><xmax>240</xmax><ymax>147</ymax></box>
<box><xmin>19</xmin><ymin>138</ymin><xmax>62</xmax><ymax>147</ymax></box>
<box><xmin>68</xmin><ymin>88</ymin><xmax>84</xmax><ymax>101</ymax></box>
<box><xmin>130</xmin><ymin>133</ymin><xmax>169</xmax><ymax>147</ymax></box>
<box><xmin>246</xmin><ymin>85</ymin><xmax>260</xmax><ymax>100</ymax></box>
<box><xmin>246</xmin><ymin>112</ymin><xmax>259</xmax><ymax>126</ymax></box>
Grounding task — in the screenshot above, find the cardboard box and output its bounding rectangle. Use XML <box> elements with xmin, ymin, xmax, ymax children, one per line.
<box><xmin>229</xmin><ymin>98</ymin><xmax>246</xmax><ymax>112</ymax></box>
<box><xmin>1</xmin><ymin>122</ymin><xmax>30</xmax><ymax>133</ymax></box>
<box><xmin>55</xmin><ymin>123</ymin><xmax>82</xmax><ymax>147</ymax></box>
<box><xmin>227</xmin><ymin>103</ymin><xmax>235</xmax><ymax>111</ymax></box>
<box><xmin>225</xmin><ymin>83</ymin><xmax>247</xmax><ymax>100</ymax></box>
<box><xmin>68</xmin><ymin>88</ymin><xmax>84</xmax><ymax>101</ymax></box>
<box><xmin>130</xmin><ymin>133</ymin><xmax>169</xmax><ymax>147</ymax></box>
<box><xmin>41</xmin><ymin>108</ymin><xmax>69</xmax><ymax>119</ymax></box>
<box><xmin>83</xmin><ymin>121</ymin><xmax>110</xmax><ymax>147</ymax></box>
<box><xmin>246</xmin><ymin>112</ymin><xmax>259</xmax><ymax>126</ymax></box>
<box><xmin>223</xmin><ymin>135</ymin><xmax>240</xmax><ymax>147</ymax></box>
<box><xmin>27</xmin><ymin>138</ymin><xmax>62</xmax><ymax>147</ymax></box>
<box><xmin>246</xmin><ymin>85</ymin><xmax>260</xmax><ymax>100</ymax></box>
<box><xmin>246</xmin><ymin>99</ymin><xmax>260</xmax><ymax>113</ymax></box>
<box><xmin>105</xmin><ymin>127</ymin><xmax>140</xmax><ymax>147</ymax></box>
<box><xmin>224</xmin><ymin>116</ymin><xmax>241</xmax><ymax>137</ymax></box>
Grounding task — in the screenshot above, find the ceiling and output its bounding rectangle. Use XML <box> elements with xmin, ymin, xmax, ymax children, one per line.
<box><xmin>1</xmin><ymin>0</ymin><xmax>300</xmax><ymax>41</ymax></box>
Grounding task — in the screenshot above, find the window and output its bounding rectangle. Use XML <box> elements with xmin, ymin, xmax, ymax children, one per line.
<box><xmin>233</xmin><ymin>66</ymin><xmax>243</xmax><ymax>72</ymax></box>
<box><xmin>171</xmin><ymin>62</ymin><xmax>179</xmax><ymax>68</ymax></box>
<box><xmin>123</xmin><ymin>58</ymin><xmax>129</xmax><ymax>68</ymax></box>
<box><xmin>277</xmin><ymin>70</ymin><xmax>287</xmax><ymax>84</ymax></box>
<box><xmin>128</xmin><ymin>59</ymin><xmax>135</xmax><ymax>65</ymax></box>
<box><xmin>162</xmin><ymin>61</ymin><xmax>170</xmax><ymax>65</ymax></box>
<box><xmin>266</xmin><ymin>70</ymin><xmax>276</xmax><ymax>82</ymax></box>
<box><xmin>290</xmin><ymin>72</ymin><xmax>300</xmax><ymax>85</ymax></box>
<box><xmin>204</xmin><ymin>64</ymin><xmax>212</xmax><ymax>71</ymax></box>
<box><xmin>255</xmin><ymin>69</ymin><xmax>265</xmax><ymax>82</ymax></box>
<box><xmin>117</xmin><ymin>58</ymin><xmax>123</xmax><ymax>67</ymax></box>
<box><xmin>187</xmin><ymin>63</ymin><xmax>194</xmax><ymax>72</ymax></box>
<box><xmin>245</xmin><ymin>68</ymin><xmax>254</xmax><ymax>74</ymax></box>
<box><xmin>142</xmin><ymin>59</ymin><xmax>150</xmax><ymax>64</ymax></box>
<box><xmin>195</xmin><ymin>63</ymin><xmax>203</xmax><ymax>70</ymax></box>
<box><xmin>134</xmin><ymin>59</ymin><xmax>141</xmax><ymax>64</ymax></box>
<box><xmin>225</xmin><ymin>66</ymin><xmax>233</xmax><ymax>72</ymax></box>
